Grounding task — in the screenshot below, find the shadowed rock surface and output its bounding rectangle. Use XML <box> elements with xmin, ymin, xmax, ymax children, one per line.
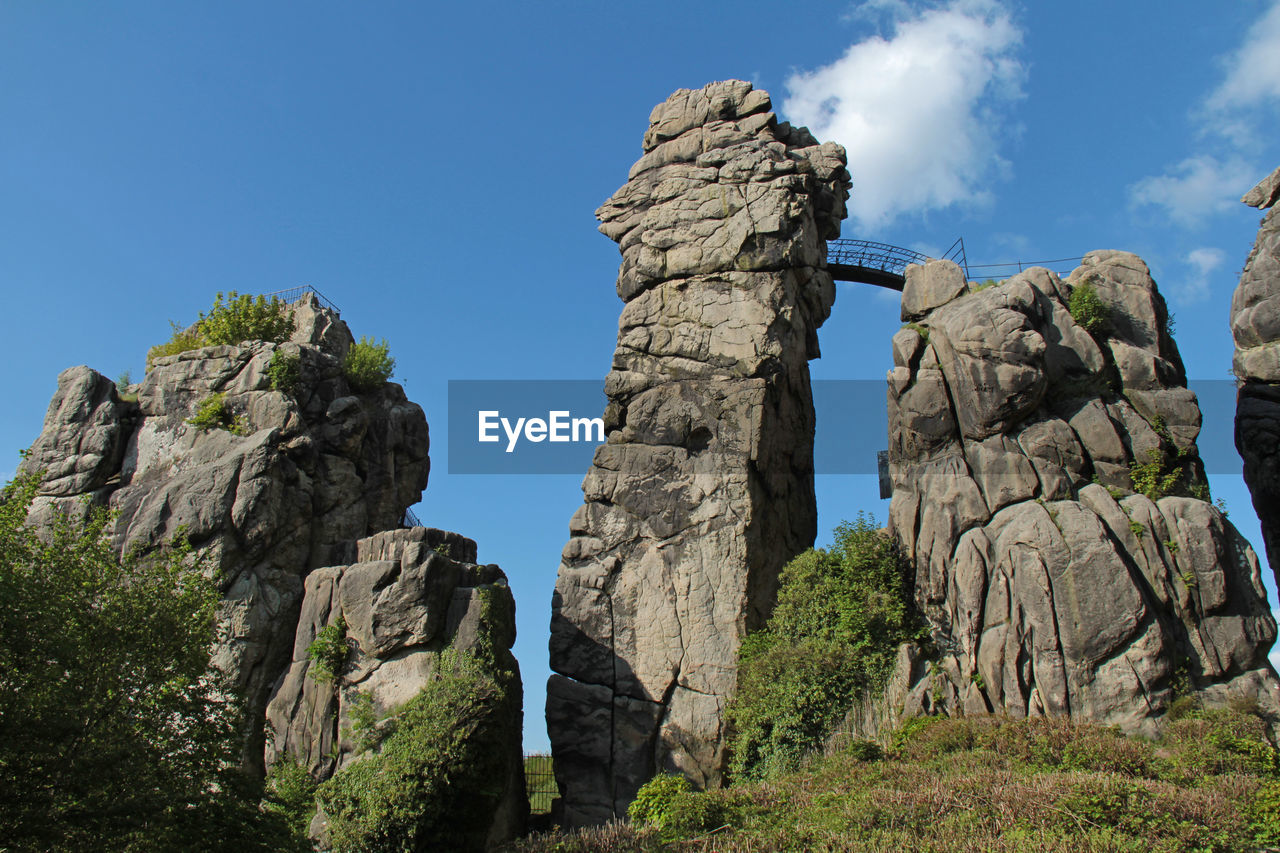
<box><xmin>880</xmin><ymin>252</ymin><xmax>1280</xmax><ymax>735</ymax></box>
<box><xmin>547</xmin><ymin>79</ymin><xmax>850</xmax><ymax>826</ymax></box>
<box><xmin>1233</xmin><ymin>169</ymin><xmax>1280</xmax><ymax>584</ymax></box>
<box><xmin>265</xmin><ymin>526</ymin><xmax>526</xmax><ymax>850</ymax></box>
<box><xmin>20</xmin><ymin>293</ymin><xmax>431</xmax><ymax>771</ymax></box>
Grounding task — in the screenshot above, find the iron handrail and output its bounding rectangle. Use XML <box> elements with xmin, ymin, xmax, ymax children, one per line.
<box><xmin>261</xmin><ymin>285</ymin><xmax>341</xmax><ymax>314</ymax></box>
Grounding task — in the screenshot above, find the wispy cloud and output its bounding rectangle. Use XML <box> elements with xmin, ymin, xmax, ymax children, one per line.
<box><xmin>1203</xmin><ymin>1</ymin><xmax>1280</xmax><ymax>148</ymax></box>
<box><xmin>783</xmin><ymin>0</ymin><xmax>1024</xmax><ymax>230</ymax></box>
<box><xmin>1172</xmin><ymin>247</ymin><xmax>1227</xmax><ymax>305</ymax></box>
<box><xmin>1129</xmin><ymin>156</ymin><xmax>1256</xmax><ymax>227</ymax></box>
<box><xmin>1130</xmin><ymin>1</ymin><xmax>1280</xmax><ymax>226</ymax></box>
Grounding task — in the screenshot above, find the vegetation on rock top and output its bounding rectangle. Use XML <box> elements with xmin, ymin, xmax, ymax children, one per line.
<box><xmin>146</xmin><ymin>291</ymin><xmax>295</xmax><ymax>368</ymax></box>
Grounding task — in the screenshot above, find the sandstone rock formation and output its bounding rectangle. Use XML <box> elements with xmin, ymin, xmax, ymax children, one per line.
<box><xmin>20</xmin><ymin>293</ymin><xmax>431</xmax><ymax>770</ymax></box>
<box><xmin>884</xmin><ymin>252</ymin><xmax>1280</xmax><ymax>734</ymax></box>
<box><xmin>547</xmin><ymin>80</ymin><xmax>849</xmax><ymax>825</ymax></box>
<box><xmin>1233</xmin><ymin>170</ymin><xmax>1280</xmax><ymax>581</ymax></box>
<box><xmin>265</xmin><ymin>526</ymin><xmax>525</xmax><ymax>849</ymax></box>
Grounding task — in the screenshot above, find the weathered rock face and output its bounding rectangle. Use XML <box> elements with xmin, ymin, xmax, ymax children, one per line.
<box><xmin>548</xmin><ymin>80</ymin><xmax>849</xmax><ymax>825</ymax></box>
<box><xmin>887</xmin><ymin>252</ymin><xmax>1280</xmax><ymax>735</ymax></box>
<box><xmin>1233</xmin><ymin>170</ymin><xmax>1280</xmax><ymax>581</ymax></box>
<box><xmin>20</xmin><ymin>293</ymin><xmax>431</xmax><ymax>770</ymax></box>
<box><xmin>265</xmin><ymin>526</ymin><xmax>526</xmax><ymax>850</ymax></box>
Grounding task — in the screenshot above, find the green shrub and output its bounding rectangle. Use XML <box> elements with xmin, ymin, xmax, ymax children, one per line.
<box><xmin>1129</xmin><ymin>447</ymin><xmax>1181</xmax><ymax>500</ymax></box>
<box><xmin>847</xmin><ymin>739</ymin><xmax>883</xmax><ymax>761</ymax></box>
<box><xmin>197</xmin><ymin>291</ymin><xmax>295</xmax><ymax>346</ymax></box>
<box><xmin>345</xmin><ymin>690</ymin><xmax>383</xmax><ymax>753</ymax></box>
<box><xmin>148</xmin><ymin>321</ymin><xmax>208</xmax><ymax>367</ymax></box>
<box><xmin>343</xmin><ymin>336</ymin><xmax>395</xmax><ymax>392</ymax></box>
<box><xmin>316</xmin><ymin>649</ymin><xmax>515</xmax><ymax>852</ymax></box>
<box><xmin>306</xmin><ymin>615</ymin><xmax>349</xmax><ymax>684</ymax></box>
<box><xmin>187</xmin><ymin>392</ymin><xmax>248</xmax><ymax>435</ymax></box>
<box><xmin>1068</xmin><ymin>279</ymin><xmax>1112</xmax><ymax>336</ymax></box>
<box><xmin>1251</xmin><ymin>779</ymin><xmax>1280</xmax><ymax>845</ymax></box>
<box><xmin>628</xmin><ymin>774</ymin><xmax>693</xmax><ymax>830</ymax></box>
<box><xmin>263</xmin><ymin>757</ymin><xmax>319</xmax><ymax>841</ymax></box>
<box><xmin>727</xmin><ymin>514</ymin><xmax>924</xmax><ymax>780</ymax></box>
<box><xmin>146</xmin><ymin>292</ymin><xmax>295</xmax><ymax>370</ymax></box>
<box><xmin>267</xmin><ymin>349</ymin><xmax>302</xmax><ymax>395</ymax></box>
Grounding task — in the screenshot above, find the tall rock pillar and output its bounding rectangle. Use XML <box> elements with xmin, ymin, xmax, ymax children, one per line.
<box><xmin>547</xmin><ymin>80</ymin><xmax>849</xmax><ymax>825</ymax></box>
<box><xmin>1233</xmin><ymin>167</ymin><xmax>1280</xmax><ymax>580</ymax></box>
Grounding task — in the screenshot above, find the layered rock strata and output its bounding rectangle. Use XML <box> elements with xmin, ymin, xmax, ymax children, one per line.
<box><xmin>20</xmin><ymin>294</ymin><xmax>431</xmax><ymax>769</ymax></box>
<box><xmin>885</xmin><ymin>252</ymin><xmax>1280</xmax><ymax>735</ymax></box>
<box><xmin>265</xmin><ymin>526</ymin><xmax>525</xmax><ymax>849</ymax></box>
<box><xmin>1233</xmin><ymin>167</ymin><xmax>1280</xmax><ymax>579</ymax></box>
<box><xmin>547</xmin><ymin>80</ymin><xmax>849</xmax><ymax>825</ymax></box>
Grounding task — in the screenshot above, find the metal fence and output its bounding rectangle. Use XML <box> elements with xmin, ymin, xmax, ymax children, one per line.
<box><xmin>524</xmin><ymin>753</ymin><xmax>557</xmax><ymax>815</ymax></box>
<box><xmin>401</xmin><ymin>506</ymin><xmax>422</xmax><ymax>529</ymax></box>
<box><xmin>260</xmin><ymin>284</ymin><xmax>341</xmax><ymax>314</ymax></box>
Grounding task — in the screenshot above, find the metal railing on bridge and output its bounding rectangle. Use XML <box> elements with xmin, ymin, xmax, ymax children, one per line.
<box><xmin>827</xmin><ymin>237</ymin><xmax>968</xmax><ymax>290</ymax></box>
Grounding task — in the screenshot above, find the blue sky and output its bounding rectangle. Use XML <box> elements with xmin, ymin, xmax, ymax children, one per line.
<box><xmin>3</xmin><ymin>1</ymin><xmax>1279</xmax><ymax>752</ymax></box>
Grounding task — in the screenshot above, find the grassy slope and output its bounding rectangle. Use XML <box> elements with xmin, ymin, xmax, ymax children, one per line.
<box><xmin>508</xmin><ymin>710</ymin><xmax>1280</xmax><ymax>853</ymax></box>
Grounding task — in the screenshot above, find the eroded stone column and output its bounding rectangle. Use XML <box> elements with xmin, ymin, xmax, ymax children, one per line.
<box><xmin>546</xmin><ymin>80</ymin><xmax>848</xmax><ymax>825</ymax></box>
<box><xmin>1233</xmin><ymin>167</ymin><xmax>1280</xmax><ymax>581</ymax></box>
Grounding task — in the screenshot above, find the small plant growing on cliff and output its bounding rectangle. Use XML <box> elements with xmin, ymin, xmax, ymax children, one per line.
<box><xmin>1068</xmin><ymin>279</ymin><xmax>1112</xmax><ymax>336</ymax></box>
<box><xmin>1130</xmin><ymin>448</ymin><xmax>1180</xmax><ymax>501</ymax></box>
<box><xmin>267</xmin><ymin>349</ymin><xmax>302</xmax><ymax>395</ymax></box>
<box><xmin>147</xmin><ymin>321</ymin><xmax>207</xmax><ymax>367</ymax></box>
<box><xmin>306</xmin><ymin>615</ymin><xmax>349</xmax><ymax>684</ymax></box>
<box><xmin>187</xmin><ymin>392</ymin><xmax>248</xmax><ymax>435</ymax></box>
<box><xmin>343</xmin><ymin>336</ymin><xmax>395</xmax><ymax>393</ymax></box>
<box><xmin>197</xmin><ymin>291</ymin><xmax>295</xmax><ymax>346</ymax></box>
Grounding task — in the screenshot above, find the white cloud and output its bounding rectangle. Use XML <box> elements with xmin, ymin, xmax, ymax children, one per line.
<box><xmin>1173</xmin><ymin>247</ymin><xmax>1227</xmax><ymax>305</ymax></box>
<box><xmin>1128</xmin><ymin>156</ymin><xmax>1256</xmax><ymax>227</ymax></box>
<box><xmin>1204</xmin><ymin>0</ymin><xmax>1280</xmax><ymax>146</ymax></box>
<box><xmin>1130</xmin><ymin>2</ymin><xmax>1280</xmax><ymax>226</ymax></box>
<box><xmin>783</xmin><ymin>0</ymin><xmax>1024</xmax><ymax>230</ymax></box>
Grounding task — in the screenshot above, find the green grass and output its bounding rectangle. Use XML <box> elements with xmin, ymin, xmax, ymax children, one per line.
<box><xmin>507</xmin><ymin>711</ymin><xmax>1280</xmax><ymax>852</ymax></box>
<box><xmin>525</xmin><ymin>754</ymin><xmax>558</xmax><ymax>816</ymax></box>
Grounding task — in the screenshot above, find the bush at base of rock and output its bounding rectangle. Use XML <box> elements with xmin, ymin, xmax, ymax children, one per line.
<box><xmin>727</xmin><ymin>514</ymin><xmax>925</xmax><ymax>781</ymax></box>
<box><xmin>316</xmin><ymin>648</ymin><xmax>517</xmax><ymax>853</ymax></box>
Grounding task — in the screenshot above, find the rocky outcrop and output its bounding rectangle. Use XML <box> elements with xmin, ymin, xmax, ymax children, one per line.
<box><xmin>547</xmin><ymin>80</ymin><xmax>849</xmax><ymax>825</ymax></box>
<box><xmin>265</xmin><ymin>526</ymin><xmax>525</xmax><ymax>849</ymax></box>
<box><xmin>20</xmin><ymin>293</ymin><xmax>431</xmax><ymax>770</ymax></box>
<box><xmin>886</xmin><ymin>252</ymin><xmax>1280</xmax><ymax>734</ymax></box>
<box><xmin>1233</xmin><ymin>170</ymin><xmax>1280</xmax><ymax>581</ymax></box>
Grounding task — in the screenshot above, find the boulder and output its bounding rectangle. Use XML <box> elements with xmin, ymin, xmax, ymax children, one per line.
<box><xmin>886</xmin><ymin>257</ymin><xmax>1280</xmax><ymax>732</ymax></box>
<box><xmin>19</xmin><ymin>294</ymin><xmax>431</xmax><ymax>772</ymax></box>
<box><xmin>265</xmin><ymin>527</ymin><xmax>525</xmax><ymax>850</ymax></box>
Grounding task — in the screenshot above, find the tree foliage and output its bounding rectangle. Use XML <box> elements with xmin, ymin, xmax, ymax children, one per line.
<box><xmin>727</xmin><ymin>514</ymin><xmax>924</xmax><ymax>780</ymax></box>
<box><xmin>0</xmin><ymin>473</ymin><xmax>291</xmax><ymax>850</ymax></box>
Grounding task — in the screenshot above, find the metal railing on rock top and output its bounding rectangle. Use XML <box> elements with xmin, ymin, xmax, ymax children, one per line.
<box><xmin>261</xmin><ymin>285</ymin><xmax>341</xmax><ymax>314</ymax></box>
